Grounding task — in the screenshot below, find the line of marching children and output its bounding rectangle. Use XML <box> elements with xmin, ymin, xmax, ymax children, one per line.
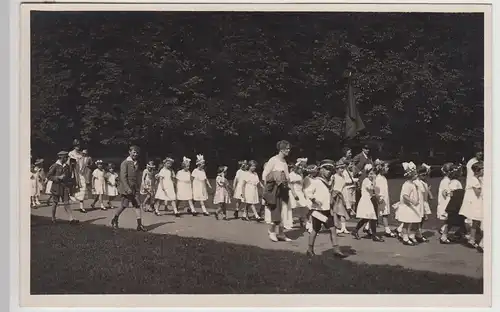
<box><xmin>32</xmin><ymin>148</ymin><xmax>484</xmax><ymax>255</ymax></box>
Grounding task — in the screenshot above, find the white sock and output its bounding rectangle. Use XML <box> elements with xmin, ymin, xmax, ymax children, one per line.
<box><xmin>63</xmin><ymin>204</ymin><xmax>74</xmax><ymax>220</ymax></box>
<box><xmin>364</xmin><ymin>223</ymin><xmax>370</xmax><ymax>230</ymax></box>
<box><xmin>397</xmin><ymin>223</ymin><xmax>404</xmax><ymax>232</ymax></box>
<box><xmin>79</xmin><ymin>202</ymin><xmax>84</xmax><ymax>209</ymax></box>
<box><xmin>385</xmin><ymin>226</ymin><xmax>391</xmax><ymax>233</ymax></box>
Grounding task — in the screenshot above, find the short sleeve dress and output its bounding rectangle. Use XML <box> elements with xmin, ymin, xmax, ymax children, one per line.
<box><xmin>214</xmin><ymin>175</ymin><xmax>231</xmax><ymax>204</ymax></box>
<box><xmin>176</xmin><ymin>170</ymin><xmax>193</xmax><ymax>201</ymax></box>
<box><xmin>459</xmin><ymin>176</ymin><xmax>482</xmax><ymax>221</ymax></box>
<box><xmin>155</xmin><ymin>168</ymin><xmax>176</xmax><ymax>201</ymax></box>
<box><xmin>92</xmin><ymin>169</ymin><xmax>106</xmax><ymax>195</ymax></box>
<box><xmin>355</xmin><ymin>178</ymin><xmax>377</xmax><ymax>220</ymax></box>
<box><xmin>288</xmin><ymin>171</ymin><xmax>308</xmax><ymax>208</ymax></box>
<box><xmin>243</xmin><ymin>172</ymin><xmax>260</xmax><ymax>205</ymax></box>
<box><xmin>374</xmin><ymin>174</ymin><xmax>390</xmax><ymax>216</ymax></box>
<box><xmin>192</xmin><ymin>168</ymin><xmax>208</xmax><ymax>201</ymax></box>
<box><xmin>105</xmin><ymin>172</ymin><xmax>119</xmax><ymax>196</ymax></box>
<box><xmin>396</xmin><ymin>180</ymin><xmax>421</xmax><ymax>223</ymax></box>
<box><xmin>436</xmin><ymin>176</ymin><xmax>451</xmax><ymax>220</ymax></box>
<box><xmin>233</xmin><ymin>169</ymin><xmax>246</xmax><ymax>201</ymax></box>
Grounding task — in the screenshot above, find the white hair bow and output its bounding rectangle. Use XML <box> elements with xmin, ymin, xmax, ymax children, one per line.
<box><xmin>295</xmin><ymin>158</ymin><xmax>308</xmax><ymax>166</ymax></box>
<box><xmin>402</xmin><ymin>161</ymin><xmax>416</xmax><ymax>171</ymax></box>
<box><xmin>374</xmin><ymin>159</ymin><xmax>384</xmax><ymax>165</ymax></box>
<box><xmin>183</xmin><ymin>157</ymin><xmax>191</xmax><ymax>164</ymax></box>
<box><xmin>422</xmin><ymin>163</ymin><xmax>431</xmax><ymax>171</ymax></box>
<box><xmin>196</xmin><ymin>154</ymin><xmax>205</xmax><ymax>164</ymax></box>
<box><xmin>364</xmin><ymin>163</ymin><xmax>373</xmax><ymax>171</ymax></box>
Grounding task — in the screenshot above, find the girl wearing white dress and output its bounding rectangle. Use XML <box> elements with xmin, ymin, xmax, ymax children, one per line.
<box><xmin>105</xmin><ymin>163</ymin><xmax>119</xmax><ymax>209</ymax></box>
<box><xmin>332</xmin><ymin>161</ymin><xmax>350</xmax><ymax>234</ymax></box>
<box><xmin>154</xmin><ymin>158</ymin><xmax>180</xmax><ymax>217</ymax></box>
<box><xmin>241</xmin><ymin>160</ymin><xmax>264</xmax><ymax>221</ymax></box>
<box><xmin>289</xmin><ymin>158</ymin><xmax>309</xmax><ymax>228</ymax></box>
<box><xmin>90</xmin><ymin>160</ymin><xmax>107</xmax><ymax>210</ymax></box>
<box><xmin>140</xmin><ymin>161</ymin><xmax>156</xmax><ymax>212</ymax></box>
<box><xmin>459</xmin><ymin>162</ymin><xmax>483</xmax><ymax>248</ymax></box>
<box><xmin>214</xmin><ymin>166</ymin><xmax>231</xmax><ymax>220</ymax></box>
<box><xmin>374</xmin><ymin>160</ymin><xmax>396</xmax><ymax>238</ymax></box>
<box><xmin>437</xmin><ymin>163</ymin><xmax>453</xmax><ymax>243</ymax></box>
<box><xmin>342</xmin><ymin>163</ymin><xmax>357</xmax><ymax>217</ymax></box>
<box><xmin>177</xmin><ymin>157</ymin><xmax>198</xmax><ymax>216</ymax></box>
<box><xmin>30</xmin><ymin>164</ymin><xmax>38</xmax><ymax>208</ymax></box>
<box><xmin>233</xmin><ymin>160</ymin><xmax>248</xmax><ymax>219</ymax></box>
<box><xmin>410</xmin><ymin>165</ymin><xmax>431</xmax><ymax>243</ymax></box>
<box><xmin>352</xmin><ymin>164</ymin><xmax>385</xmax><ymax>242</ymax></box>
<box><xmin>192</xmin><ymin>154</ymin><xmax>212</xmax><ymax>216</ymax></box>
<box><xmin>440</xmin><ymin>164</ymin><xmax>466</xmax><ymax>242</ymax></box>
<box><xmin>395</xmin><ymin>162</ymin><xmax>421</xmax><ymax>246</ymax></box>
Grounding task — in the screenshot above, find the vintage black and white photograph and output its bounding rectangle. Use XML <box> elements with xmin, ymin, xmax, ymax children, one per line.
<box><xmin>24</xmin><ymin>2</ymin><xmax>489</xmax><ymax>302</ymax></box>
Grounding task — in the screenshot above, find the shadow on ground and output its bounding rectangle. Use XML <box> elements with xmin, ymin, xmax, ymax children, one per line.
<box><xmin>30</xmin><ymin>215</ymin><xmax>483</xmax><ymax>295</ymax></box>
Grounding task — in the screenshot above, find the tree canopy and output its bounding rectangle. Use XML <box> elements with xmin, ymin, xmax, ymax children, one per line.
<box><xmin>30</xmin><ymin>11</ymin><xmax>484</xmax><ymax>170</ymax></box>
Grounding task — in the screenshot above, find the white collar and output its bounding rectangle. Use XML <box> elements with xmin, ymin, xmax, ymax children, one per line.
<box><xmin>362</xmin><ymin>152</ymin><xmax>368</xmax><ymax>158</ymax></box>
<box><xmin>126</xmin><ymin>156</ymin><xmax>137</xmax><ymax>164</ymax></box>
<box><xmin>56</xmin><ymin>160</ymin><xmax>68</xmax><ymax>167</ymax></box>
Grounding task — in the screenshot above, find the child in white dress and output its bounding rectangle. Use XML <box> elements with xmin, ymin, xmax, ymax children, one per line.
<box><xmin>289</xmin><ymin>158</ymin><xmax>309</xmax><ymax>228</ymax></box>
<box><xmin>303</xmin><ymin>164</ymin><xmax>319</xmax><ymax>232</ymax></box>
<box><xmin>459</xmin><ymin>162</ymin><xmax>483</xmax><ymax>248</ymax></box>
<box><xmin>30</xmin><ymin>164</ymin><xmax>38</xmax><ymax>208</ymax></box>
<box><xmin>192</xmin><ymin>154</ymin><xmax>212</xmax><ymax>216</ymax></box>
<box><xmin>32</xmin><ymin>158</ymin><xmax>45</xmax><ymax>207</ymax></box>
<box><xmin>241</xmin><ymin>160</ymin><xmax>264</xmax><ymax>221</ymax></box>
<box><xmin>90</xmin><ymin>160</ymin><xmax>107</xmax><ymax>210</ymax></box>
<box><xmin>437</xmin><ymin>163</ymin><xmax>453</xmax><ymax>242</ymax></box>
<box><xmin>214</xmin><ymin>166</ymin><xmax>231</xmax><ymax>220</ymax></box>
<box><xmin>411</xmin><ymin>165</ymin><xmax>431</xmax><ymax>243</ymax></box>
<box><xmin>342</xmin><ymin>163</ymin><xmax>357</xmax><ymax>217</ymax></box>
<box><xmin>352</xmin><ymin>164</ymin><xmax>385</xmax><ymax>242</ymax></box>
<box><xmin>177</xmin><ymin>157</ymin><xmax>197</xmax><ymax>216</ymax></box>
<box><xmin>154</xmin><ymin>158</ymin><xmax>180</xmax><ymax>217</ymax></box>
<box><xmin>105</xmin><ymin>163</ymin><xmax>118</xmax><ymax>209</ymax></box>
<box><xmin>395</xmin><ymin>161</ymin><xmax>421</xmax><ymax>246</ymax></box>
<box><xmin>374</xmin><ymin>160</ymin><xmax>396</xmax><ymax>238</ymax></box>
<box><xmin>140</xmin><ymin>161</ymin><xmax>156</xmax><ymax>212</ymax></box>
<box><xmin>332</xmin><ymin>161</ymin><xmax>350</xmax><ymax>234</ymax></box>
<box><xmin>233</xmin><ymin>160</ymin><xmax>248</xmax><ymax>219</ymax></box>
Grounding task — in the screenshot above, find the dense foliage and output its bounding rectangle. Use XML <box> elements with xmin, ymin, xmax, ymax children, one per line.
<box><xmin>31</xmin><ymin>12</ymin><xmax>484</xmax><ymax>167</ymax></box>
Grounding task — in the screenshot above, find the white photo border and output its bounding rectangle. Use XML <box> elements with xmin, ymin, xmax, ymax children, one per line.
<box><xmin>9</xmin><ymin>0</ymin><xmax>496</xmax><ymax>310</ymax></box>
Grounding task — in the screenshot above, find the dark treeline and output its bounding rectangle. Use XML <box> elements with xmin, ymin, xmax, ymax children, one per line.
<box><xmin>30</xmin><ymin>11</ymin><xmax>484</xmax><ymax>174</ymax></box>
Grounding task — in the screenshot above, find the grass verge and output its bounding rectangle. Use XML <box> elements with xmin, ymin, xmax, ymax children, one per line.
<box><xmin>31</xmin><ymin>215</ymin><xmax>482</xmax><ymax>294</ymax></box>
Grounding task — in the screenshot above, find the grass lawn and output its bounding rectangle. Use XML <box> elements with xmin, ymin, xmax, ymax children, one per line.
<box><xmin>31</xmin><ymin>215</ymin><xmax>482</xmax><ymax>295</ymax></box>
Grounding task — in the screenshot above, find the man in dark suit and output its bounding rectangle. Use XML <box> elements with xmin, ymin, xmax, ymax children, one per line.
<box><xmin>46</xmin><ymin>151</ymin><xmax>79</xmax><ymax>224</ymax></box>
<box><xmin>111</xmin><ymin>145</ymin><xmax>146</xmax><ymax>231</ymax></box>
<box><xmin>352</xmin><ymin>145</ymin><xmax>373</xmax><ymax>207</ymax></box>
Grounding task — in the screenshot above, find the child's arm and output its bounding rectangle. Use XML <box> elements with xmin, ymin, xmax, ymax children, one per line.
<box><xmin>289</xmin><ymin>182</ymin><xmax>299</xmax><ymax>200</ymax></box>
<box><xmin>206</xmin><ymin>178</ymin><xmax>212</xmax><ymax>190</ymax></box>
<box><xmin>240</xmin><ymin>179</ymin><xmax>246</xmax><ymax>198</ymax></box>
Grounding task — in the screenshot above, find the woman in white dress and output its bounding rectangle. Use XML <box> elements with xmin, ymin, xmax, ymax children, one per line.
<box><xmin>262</xmin><ymin>140</ymin><xmax>292</xmax><ymax>242</ymax></box>
<box><xmin>192</xmin><ymin>154</ymin><xmax>212</xmax><ymax>216</ymax></box>
<box><xmin>105</xmin><ymin>163</ymin><xmax>119</xmax><ymax>209</ymax></box>
<box><xmin>437</xmin><ymin>163</ymin><xmax>453</xmax><ymax>243</ymax></box>
<box><xmin>233</xmin><ymin>160</ymin><xmax>248</xmax><ymax>219</ymax></box>
<box><xmin>90</xmin><ymin>160</ymin><xmax>107</xmax><ymax>210</ymax></box>
<box><xmin>352</xmin><ymin>164</ymin><xmax>385</xmax><ymax>242</ymax></box>
<box><xmin>176</xmin><ymin>157</ymin><xmax>198</xmax><ymax>216</ymax></box>
<box><xmin>395</xmin><ymin>161</ymin><xmax>421</xmax><ymax>246</ymax></box>
<box><xmin>288</xmin><ymin>158</ymin><xmax>309</xmax><ymax>228</ymax></box>
<box><xmin>241</xmin><ymin>160</ymin><xmax>264</xmax><ymax>221</ymax></box>
<box><xmin>459</xmin><ymin>162</ymin><xmax>483</xmax><ymax>248</ymax></box>
<box><xmin>154</xmin><ymin>158</ymin><xmax>180</xmax><ymax>217</ymax></box>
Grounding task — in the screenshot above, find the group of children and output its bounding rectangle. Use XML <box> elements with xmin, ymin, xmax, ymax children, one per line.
<box><xmin>31</xmin><ymin>150</ymin><xmax>485</xmax><ymax>254</ymax></box>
